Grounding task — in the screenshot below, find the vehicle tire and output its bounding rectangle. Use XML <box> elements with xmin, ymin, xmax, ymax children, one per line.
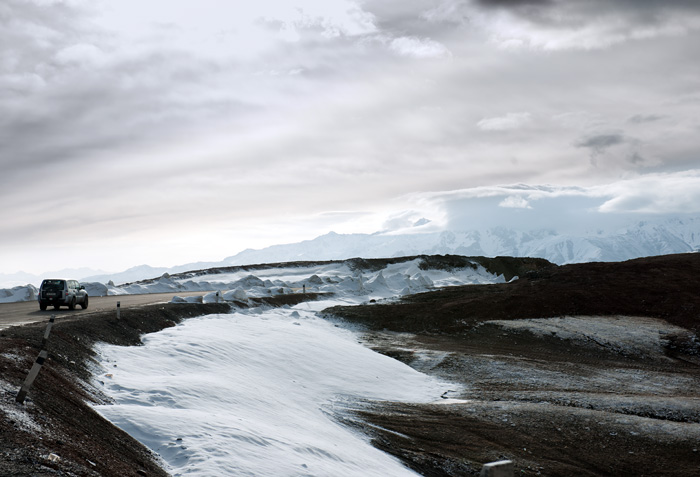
<box><xmin>40</xmin><ymin>302</ymin><xmax>47</xmax><ymax>311</ymax></box>
<box><xmin>69</xmin><ymin>297</ymin><xmax>76</xmax><ymax>310</ymax></box>
<box><xmin>81</xmin><ymin>296</ymin><xmax>89</xmax><ymax>309</ymax></box>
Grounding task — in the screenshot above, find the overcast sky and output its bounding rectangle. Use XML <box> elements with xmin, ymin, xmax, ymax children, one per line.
<box><xmin>2</xmin><ymin>0</ymin><xmax>700</xmax><ymax>274</ymax></box>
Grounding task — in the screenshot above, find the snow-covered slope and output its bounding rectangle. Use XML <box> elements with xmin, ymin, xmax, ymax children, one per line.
<box><xmin>93</xmin><ymin>304</ymin><xmax>448</xmax><ymax>476</ymax></box>
<box><xmin>91</xmin><ymin>259</ymin><xmax>499</xmax><ymax>475</ymax></box>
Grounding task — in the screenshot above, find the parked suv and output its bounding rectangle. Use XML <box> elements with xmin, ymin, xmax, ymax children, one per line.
<box><xmin>38</xmin><ymin>279</ymin><xmax>89</xmax><ymax>311</ymax></box>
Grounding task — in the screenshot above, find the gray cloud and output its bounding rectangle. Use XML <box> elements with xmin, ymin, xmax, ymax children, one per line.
<box><xmin>474</xmin><ymin>0</ymin><xmax>553</xmax><ymax>7</ymax></box>
<box><xmin>1</xmin><ymin>1</ymin><xmax>700</xmax><ymax>274</ymax></box>
<box><xmin>474</xmin><ymin>0</ymin><xmax>700</xmax><ymax>17</ymax></box>
<box><xmin>462</xmin><ymin>0</ymin><xmax>700</xmax><ymax>50</ymax></box>
<box><xmin>576</xmin><ymin>133</ymin><xmax>626</xmax><ymax>150</ymax></box>
<box><xmin>411</xmin><ymin>173</ymin><xmax>700</xmax><ymax>234</ymax></box>
<box><xmin>628</xmin><ymin>114</ymin><xmax>665</xmax><ymax>124</ymax></box>
<box><xmin>575</xmin><ymin>133</ymin><xmax>626</xmax><ymax>165</ymax></box>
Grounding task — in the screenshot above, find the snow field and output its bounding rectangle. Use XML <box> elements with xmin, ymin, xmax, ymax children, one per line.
<box><xmin>93</xmin><ymin>306</ymin><xmax>451</xmax><ymax>476</ymax></box>
<box><xmin>486</xmin><ymin>315</ymin><xmax>692</xmax><ymax>360</ymax></box>
<box><xmin>85</xmin><ymin>260</ymin><xmax>502</xmax><ymax>474</ymax></box>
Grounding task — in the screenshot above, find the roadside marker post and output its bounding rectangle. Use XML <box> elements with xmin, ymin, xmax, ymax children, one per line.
<box><xmin>480</xmin><ymin>460</ymin><xmax>514</xmax><ymax>477</ymax></box>
<box><xmin>16</xmin><ymin>350</ymin><xmax>48</xmax><ymax>404</ymax></box>
<box><xmin>16</xmin><ymin>314</ymin><xmax>57</xmax><ymax>403</ymax></box>
<box><xmin>117</xmin><ymin>301</ymin><xmax>121</xmax><ymax>319</ymax></box>
<box><xmin>41</xmin><ymin>315</ymin><xmax>56</xmax><ymax>349</ymax></box>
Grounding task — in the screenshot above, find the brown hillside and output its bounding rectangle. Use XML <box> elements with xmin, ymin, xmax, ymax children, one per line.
<box><xmin>325</xmin><ymin>252</ymin><xmax>700</xmax><ymax>333</ymax></box>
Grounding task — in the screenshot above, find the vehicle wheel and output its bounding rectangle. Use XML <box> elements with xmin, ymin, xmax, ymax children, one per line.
<box><xmin>69</xmin><ymin>298</ymin><xmax>76</xmax><ymax>310</ymax></box>
<box><xmin>54</xmin><ymin>304</ymin><xmax>61</xmax><ymax>310</ymax></box>
<box><xmin>40</xmin><ymin>303</ymin><xmax>47</xmax><ymax>311</ymax></box>
<box><xmin>80</xmin><ymin>296</ymin><xmax>89</xmax><ymax>309</ymax></box>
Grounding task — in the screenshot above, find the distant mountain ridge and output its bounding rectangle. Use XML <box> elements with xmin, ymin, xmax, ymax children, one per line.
<box><xmin>0</xmin><ymin>267</ymin><xmax>108</xmax><ymax>289</ymax></box>
<box><xmin>2</xmin><ymin>216</ymin><xmax>698</xmax><ymax>287</ymax></box>
<box><xmin>224</xmin><ymin>216</ymin><xmax>700</xmax><ymax>267</ymax></box>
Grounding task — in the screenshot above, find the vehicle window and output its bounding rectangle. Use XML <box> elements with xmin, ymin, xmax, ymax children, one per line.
<box><xmin>42</xmin><ymin>280</ymin><xmax>65</xmax><ymax>291</ymax></box>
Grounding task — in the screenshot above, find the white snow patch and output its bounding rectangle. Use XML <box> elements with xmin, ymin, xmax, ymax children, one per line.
<box><xmin>485</xmin><ymin>315</ymin><xmax>691</xmax><ymax>359</ymax></box>
<box><xmin>0</xmin><ymin>285</ymin><xmax>38</xmax><ymax>303</ymax></box>
<box><xmin>223</xmin><ymin>287</ymin><xmax>248</xmax><ymax>302</ymax></box>
<box><xmin>0</xmin><ymin>379</ymin><xmax>44</xmax><ymax>434</ymax></box>
<box><xmin>93</xmin><ymin>309</ymin><xmax>449</xmax><ymax>476</ymax></box>
<box><xmin>433</xmin><ymin>399</ymin><xmax>474</xmax><ymax>405</ymax></box>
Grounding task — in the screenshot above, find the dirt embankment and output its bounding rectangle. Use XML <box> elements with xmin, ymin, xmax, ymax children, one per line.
<box><xmin>128</xmin><ymin>254</ymin><xmax>551</xmax><ymax>286</ymax></box>
<box><xmin>325</xmin><ymin>253</ymin><xmax>700</xmax><ymax>476</ymax></box>
<box><xmin>325</xmin><ymin>252</ymin><xmax>700</xmax><ymax>334</ymax></box>
<box><xmin>0</xmin><ymin>292</ymin><xmax>330</xmax><ymax>476</ymax></box>
<box><xmin>1</xmin><ymin>302</ymin><xmax>236</xmax><ymax>476</ymax></box>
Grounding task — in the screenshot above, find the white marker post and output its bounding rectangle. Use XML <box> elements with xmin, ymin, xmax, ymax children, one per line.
<box><xmin>41</xmin><ymin>315</ymin><xmax>56</xmax><ymax>349</ymax></box>
<box><xmin>116</xmin><ymin>301</ymin><xmax>121</xmax><ymax>319</ymax></box>
<box><xmin>480</xmin><ymin>460</ymin><xmax>514</xmax><ymax>477</ymax></box>
<box><xmin>16</xmin><ymin>350</ymin><xmax>48</xmax><ymax>404</ymax></box>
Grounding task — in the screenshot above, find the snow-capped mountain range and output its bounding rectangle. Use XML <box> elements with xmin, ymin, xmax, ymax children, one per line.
<box><xmin>223</xmin><ymin>216</ymin><xmax>700</xmax><ymax>267</ymax></box>
<box><xmin>1</xmin><ymin>216</ymin><xmax>698</xmax><ymax>288</ymax></box>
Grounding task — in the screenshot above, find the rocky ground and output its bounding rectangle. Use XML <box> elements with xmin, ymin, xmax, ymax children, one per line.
<box><xmin>325</xmin><ymin>253</ymin><xmax>700</xmax><ymax>476</ymax></box>
<box><xmin>1</xmin><ymin>254</ymin><xmax>699</xmax><ymax>476</ymax></box>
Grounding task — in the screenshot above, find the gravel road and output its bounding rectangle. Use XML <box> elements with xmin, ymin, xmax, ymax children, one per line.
<box><xmin>0</xmin><ymin>291</ymin><xmax>213</xmax><ymax>330</ymax></box>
